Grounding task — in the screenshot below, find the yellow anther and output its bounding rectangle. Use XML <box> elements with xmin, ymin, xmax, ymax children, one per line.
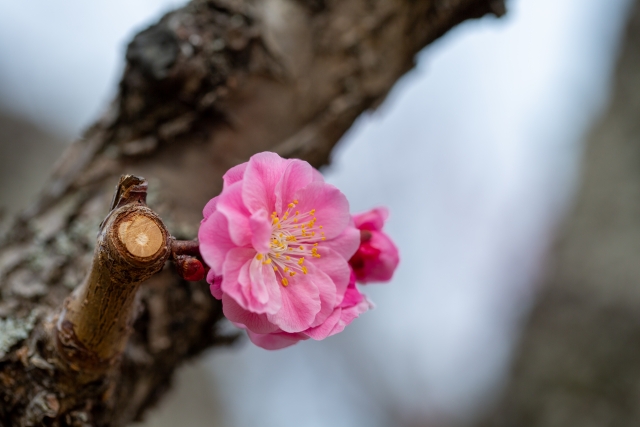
<box><xmin>321</xmin><ymin>237</ymin><xmax>326</xmax><ymax>241</ymax></box>
<box><xmin>273</xmin><ymin>217</ymin><xmax>279</xmax><ymax>224</ymax></box>
<box><xmin>313</xmin><ymin>243</ymin><xmax>318</xmax><ymax>247</ymax></box>
<box><xmin>319</xmin><ymin>225</ymin><xmax>323</xmax><ymax>229</ymax></box>
<box><xmin>301</xmin><ymin>266</ymin><xmax>308</xmax><ymax>274</ymax></box>
<box><xmin>282</xmin><ymin>278</ymin><xmax>288</xmax><ymax>286</ymax></box>
<box><xmin>256</xmin><ymin>253</ymin><xmax>263</xmax><ymax>260</ymax></box>
<box><xmin>289</xmin><ymin>271</ymin><xmax>296</xmax><ymax>277</ymax></box>
<box><xmin>284</xmin><ymin>266</ymin><xmax>289</xmax><ymax>272</ymax></box>
<box><xmin>294</xmin><ymin>199</ymin><xmax>299</xmax><ymax>204</ymax></box>
<box><xmin>298</xmin><ymin>257</ymin><xmax>304</xmax><ymax>265</ymax></box>
<box><xmin>293</xmin><ymin>218</ymin><xmax>298</xmax><ymax>223</ymax></box>
<box><xmin>276</xmin><ymin>253</ymin><xmax>281</xmax><ymax>258</ymax></box>
<box><xmin>273</xmin><ymin>266</ymin><xmax>278</xmax><ymax>271</ymax></box>
<box><xmin>310</xmin><ymin>209</ymin><xmax>316</xmax><ymax>215</ymax></box>
<box><xmin>299</xmin><ymin>246</ymin><xmax>304</xmax><ymax>250</ymax></box>
<box><xmin>277</xmin><ymin>224</ymin><xmax>281</xmax><ymax>229</ymax></box>
<box><xmin>288</xmin><ymin>203</ymin><xmax>295</xmax><ymax>208</ymax></box>
<box><xmin>263</xmin><ymin>258</ymin><xmax>272</xmax><ymax>265</ymax></box>
<box><xmin>285</xmin><ymin>256</ymin><xmax>291</xmax><ymax>260</ymax></box>
<box><xmin>295</xmin><ymin>211</ymin><xmax>299</xmax><ymax>216</ymax></box>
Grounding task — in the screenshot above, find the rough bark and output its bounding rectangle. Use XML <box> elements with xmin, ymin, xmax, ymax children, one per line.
<box><xmin>0</xmin><ymin>0</ymin><xmax>503</xmax><ymax>425</ymax></box>
<box><xmin>479</xmin><ymin>2</ymin><xmax>640</xmax><ymax>427</ymax></box>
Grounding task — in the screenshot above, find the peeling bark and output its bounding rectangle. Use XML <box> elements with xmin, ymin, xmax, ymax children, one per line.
<box><xmin>0</xmin><ymin>0</ymin><xmax>503</xmax><ymax>425</ymax></box>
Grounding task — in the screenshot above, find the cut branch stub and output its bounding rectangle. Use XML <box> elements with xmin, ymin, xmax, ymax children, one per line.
<box><xmin>55</xmin><ymin>176</ymin><xmax>170</xmax><ymax>378</ymax></box>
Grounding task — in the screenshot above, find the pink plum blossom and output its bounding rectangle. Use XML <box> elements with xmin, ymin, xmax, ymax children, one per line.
<box><xmin>349</xmin><ymin>207</ymin><xmax>400</xmax><ymax>283</ymax></box>
<box><xmin>244</xmin><ymin>270</ymin><xmax>372</xmax><ymax>349</ymax></box>
<box><xmin>199</xmin><ymin>152</ymin><xmax>371</xmax><ymax>349</ymax></box>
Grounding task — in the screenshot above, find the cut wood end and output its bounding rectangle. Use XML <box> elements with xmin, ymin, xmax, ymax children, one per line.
<box><xmin>117</xmin><ymin>215</ymin><xmax>163</xmax><ymax>258</ymax></box>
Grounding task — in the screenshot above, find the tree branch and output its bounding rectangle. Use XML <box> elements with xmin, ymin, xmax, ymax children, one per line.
<box><xmin>0</xmin><ymin>0</ymin><xmax>504</xmax><ymax>425</ymax></box>
<box><xmin>56</xmin><ymin>176</ymin><xmax>170</xmax><ymax>379</ymax></box>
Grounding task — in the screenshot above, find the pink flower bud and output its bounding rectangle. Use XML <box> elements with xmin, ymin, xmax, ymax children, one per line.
<box><xmin>174</xmin><ymin>255</ymin><xmax>206</xmax><ymax>281</ymax></box>
<box><xmin>349</xmin><ymin>207</ymin><xmax>399</xmax><ymax>283</ymax></box>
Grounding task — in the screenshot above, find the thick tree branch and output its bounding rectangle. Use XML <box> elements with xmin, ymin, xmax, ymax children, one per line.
<box><xmin>0</xmin><ymin>0</ymin><xmax>504</xmax><ymax>425</ymax></box>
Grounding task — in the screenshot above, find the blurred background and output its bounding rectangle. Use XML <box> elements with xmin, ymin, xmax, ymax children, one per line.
<box><xmin>0</xmin><ymin>0</ymin><xmax>634</xmax><ymax>426</ymax></box>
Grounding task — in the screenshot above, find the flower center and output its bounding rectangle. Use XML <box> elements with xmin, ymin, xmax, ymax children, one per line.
<box><xmin>255</xmin><ymin>199</ymin><xmax>325</xmax><ymax>286</ymax></box>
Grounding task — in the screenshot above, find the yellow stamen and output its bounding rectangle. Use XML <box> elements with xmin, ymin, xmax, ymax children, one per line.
<box><xmin>288</xmin><ymin>203</ymin><xmax>295</xmax><ymax>208</ymax></box>
<box><xmin>301</xmin><ymin>266</ymin><xmax>308</xmax><ymax>274</ymax></box>
<box><xmin>289</xmin><ymin>271</ymin><xmax>296</xmax><ymax>277</ymax></box>
<box><xmin>294</xmin><ymin>200</ymin><xmax>299</xmax><ymax>204</ymax></box>
<box><xmin>299</xmin><ymin>246</ymin><xmax>304</xmax><ymax>250</ymax></box>
<box><xmin>256</xmin><ymin>253</ymin><xmax>263</xmax><ymax>260</ymax></box>
<box><xmin>310</xmin><ymin>209</ymin><xmax>316</xmax><ymax>215</ymax></box>
<box><xmin>263</xmin><ymin>258</ymin><xmax>272</xmax><ymax>264</ymax></box>
<box><xmin>298</xmin><ymin>257</ymin><xmax>304</xmax><ymax>265</ymax></box>
<box><xmin>282</xmin><ymin>278</ymin><xmax>288</xmax><ymax>286</ymax></box>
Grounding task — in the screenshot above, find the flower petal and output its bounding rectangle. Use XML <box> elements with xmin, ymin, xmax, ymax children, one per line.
<box><xmin>246</xmin><ymin>330</ymin><xmax>307</xmax><ymax>350</ymax></box>
<box><xmin>321</xmin><ymin>220</ymin><xmax>360</xmax><ymax>261</ymax></box>
<box><xmin>329</xmin><ymin>294</ymin><xmax>372</xmax><ymax>337</ymax></box>
<box><xmin>220</xmin><ymin>247</ymin><xmax>255</xmax><ymax>309</ymax></box>
<box><xmin>309</xmin><ymin>246</ymin><xmax>351</xmax><ymax>306</ymax></box>
<box><xmin>202</xmin><ymin>196</ymin><xmax>219</xmax><ymax>220</ymax></box>
<box><xmin>222</xmin><ymin>294</ymin><xmax>279</xmax><ymax>334</ymax></box>
<box><xmin>267</xmin><ymin>272</ymin><xmax>321</xmax><ymax>333</ymax></box>
<box><xmin>275</xmin><ymin>159</ymin><xmax>315</xmax><ymax>215</ymax></box>
<box><xmin>304</xmin><ymin>308</ymin><xmax>342</xmax><ymax>340</ymax></box>
<box><xmin>305</xmin><ymin>264</ymin><xmax>338</xmax><ymax>328</ymax></box>
<box><xmin>198</xmin><ymin>210</ymin><xmax>236</xmax><ymax>274</ymax></box>
<box><xmin>247</xmin><ymin>255</ymin><xmax>282</xmax><ymax>315</ymax></box>
<box><xmin>358</xmin><ymin>230</ymin><xmax>400</xmax><ymax>283</ymax></box>
<box><xmin>250</xmin><ymin>209</ymin><xmax>272</xmax><ymax>253</ymax></box>
<box><xmin>223</xmin><ymin>162</ymin><xmax>248</xmax><ymax>188</ymax></box>
<box><xmin>294</xmin><ymin>182</ymin><xmax>350</xmax><ymax>239</ymax></box>
<box><xmin>207</xmin><ymin>270</ymin><xmax>223</xmax><ymax>299</ymax></box>
<box><xmin>353</xmin><ymin>207</ymin><xmax>389</xmax><ymax>231</ymax></box>
<box><xmin>217</xmin><ymin>181</ymin><xmax>252</xmax><ymax>246</ymax></box>
<box><xmin>242</xmin><ymin>152</ymin><xmax>290</xmax><ymax>214</ymax></box>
